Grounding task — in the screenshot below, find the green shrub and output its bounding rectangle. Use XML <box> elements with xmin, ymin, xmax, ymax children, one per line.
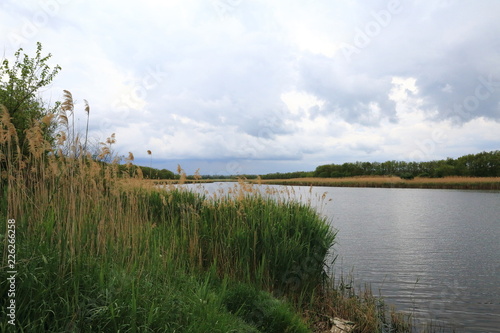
<box><xmin>222</xmin><ymin>283</ymin><xmax>309</xmax><ymax>333</ymax></box>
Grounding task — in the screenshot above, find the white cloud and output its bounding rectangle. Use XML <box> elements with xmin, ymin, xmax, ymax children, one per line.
<box><xmin>1</xmin><ymin>0</ymin><xmax>499</xmax><ymax>174</ymax></box>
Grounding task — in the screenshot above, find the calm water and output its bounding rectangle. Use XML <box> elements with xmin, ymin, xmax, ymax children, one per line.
<box><xmin>179</xmin><ymin>183</ymin><xmax>500</xmax><ymax>332</ymax></box>
<box><xmin>313</xmin><ymin>187</ymin><xmax>500</xmax><ymax>333</ymax></box>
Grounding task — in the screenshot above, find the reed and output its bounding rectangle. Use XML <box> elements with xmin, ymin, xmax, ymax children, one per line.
<box><xmin>1</xmin><ymin>101</ymin><xmax>437</xmax><ymax>332</ymax></box>
<box><xmin>258</xmin><ymin>176</ymin><xmax>500</xmax><ymax>190</ymax></box>
<box><xmin>0</xmin><ymin>104</ymin><xmax>324</xmax><ymax>332</ymax></box>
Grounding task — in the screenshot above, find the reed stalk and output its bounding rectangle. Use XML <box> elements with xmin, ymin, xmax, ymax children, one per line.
<box><xmin>1</xmin><ymin>100</ymin><xmax>426</xmax><ymax>332</ymax></box>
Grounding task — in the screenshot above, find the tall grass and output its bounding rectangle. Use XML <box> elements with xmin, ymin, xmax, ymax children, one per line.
<box><xmin>259</xmin><ymin>176</ymin><xmax>500</xmax><ymax>190</ymax></box>
<box><xmin>0</xmin><ymin>104</ymin><xmax>324</xmax><ymax>332</ymax></box>
<box><xmin>1</xmin><ymin>101</ymin><xmax>428</xmax><ymax>332</ymax></box>
<box><xmin>146</xmin><ymin>185</ymin><xmax>335</xmax><ymax>293</ymax></box>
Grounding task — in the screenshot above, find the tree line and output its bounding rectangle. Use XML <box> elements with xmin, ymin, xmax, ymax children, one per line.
<box><xmin>252</xmin><ymin>151</ymin><xmax>499</xmax><ymax>180</ymax></box>
<box><xmin>312</xmin><ymin>151</ymin><xmax>500</xmax><ymax>179</ymax></box>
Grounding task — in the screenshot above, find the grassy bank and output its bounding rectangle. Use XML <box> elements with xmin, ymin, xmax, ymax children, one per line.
<box><xmin>254</xmin><ymin>176</ymin><xmax>500</xmax><ymax>190</ymax></box>
<box><xmin>2</xmin><ymin>108</ymin><xmax>423</xmax><ymax>332</ymax></box>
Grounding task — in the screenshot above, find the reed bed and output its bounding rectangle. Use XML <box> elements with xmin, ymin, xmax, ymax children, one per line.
<box><xmin>1</xmin><ymin>104</ymin><xmax>425</xmax><ymax>332</ymax></box>
<box><xmin>258</xmin><ymin>176</ymin><xmax>500</xmax><ymax>190</ymax></box>
<box><xmin>1</xmin><ymin>104</ymin><xmax>322</xmax><ymax>332</ymax></box>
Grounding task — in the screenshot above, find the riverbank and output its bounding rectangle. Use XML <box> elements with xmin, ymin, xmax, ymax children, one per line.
<box><xmin>257</xmin><ymin>176</ymin><xmax>500</xmax><ymax>190</ymax></box>
<box><xmin>0</xmin><ymin>183</ymin><xmax>414</xmax><ymax>332</ymax></box>
<box><xmin>0</xmin><ymin>111</ymin><xmax>423</xmax><ymax>332</ymax></box>
<box><xmin>0</xmin><ymin>159</ymin><xmax>414</xmax><ymax>331</ymax></box>
<box><xmin>150</xmin><ymin>176</ymin><xmax>500</xmax><ymax>190</ymax></box>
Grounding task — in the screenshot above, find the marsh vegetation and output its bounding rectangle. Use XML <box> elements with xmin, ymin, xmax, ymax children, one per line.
<box><xmin>1</xmin><ymin>44</ymin><xmax>457</xmax><ymax>332</ymax></box>
<box><xmin>0</xmin><ymin>104</ymin><xmax>418</xmax><ymax>331</ymax></box>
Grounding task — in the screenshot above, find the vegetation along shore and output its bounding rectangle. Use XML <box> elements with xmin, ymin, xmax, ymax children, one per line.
<box><xmin>152</xmin><ymin>176</ymin><xmax>500</xmax><ymax>191</ymax></box>
<box><xmin>147</xmin><ymin>149</ymin><xmax>500</xmax><ymax>191</ymax></box>
<box><xmin>1</xmin><ymin>44</ymin><xmax>477</xmax><ymax>332</ymax></box>
<box><xmin>255</xmin><ymin>176</ymin><xmax>500</xmax><ymax>190</ymax></box>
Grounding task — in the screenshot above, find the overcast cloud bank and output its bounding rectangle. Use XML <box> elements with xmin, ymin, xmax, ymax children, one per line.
<box><xmin>1</xmin><ymin>0</ymin><xmax>499</xmax><ymax>174</ymax></box>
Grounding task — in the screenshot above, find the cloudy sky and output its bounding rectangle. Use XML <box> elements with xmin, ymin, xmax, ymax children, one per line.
<box><xmin>1</xmin><ymin>0</ymin><xmax>499</xmax><ymax>175</ymax></box>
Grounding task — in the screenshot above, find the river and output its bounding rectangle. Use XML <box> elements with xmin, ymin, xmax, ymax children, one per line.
<box><xmin>315</xmin><ymin>186</ymin><xmax>500</xmax><ymax>333</ymax></box>
<box><xmin>178</xmin><ymin>183</ymin><xmax>500</xmax><ymax>332</ymax></box>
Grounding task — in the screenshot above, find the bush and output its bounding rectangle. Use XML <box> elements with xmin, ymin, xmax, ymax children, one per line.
<box><xmin>222</xmin><ymin>283</ymin><xmax>309</xmax><ymax>333</ymax></box>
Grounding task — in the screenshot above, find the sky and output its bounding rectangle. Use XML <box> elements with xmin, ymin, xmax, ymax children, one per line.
<box><xmin>1</xmin><ymin>0</ymin><xmax>499</xmax><ymax>175</ymax></box>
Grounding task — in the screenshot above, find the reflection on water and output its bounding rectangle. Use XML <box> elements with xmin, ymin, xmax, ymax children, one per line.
<box><xmin>176</xmin><ymin>183</ymin><xmax>500</xmax><ymax>332</ymax></box>
<box><xmin>317</xmin><ymin>187</ymin><xmax>500</xmax><ymax>333</ymax></box>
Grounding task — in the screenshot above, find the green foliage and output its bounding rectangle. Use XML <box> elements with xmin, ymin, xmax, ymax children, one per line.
<box><xmin>0</xmin><ymin>42</ymin><xmax>61</xmax><ymax>154</ymax></box>
<box><xmin>0</xmin><ymin>252</ymin><xmax>260</xmax><ymax>332</ymax></box>
<box><xmin>1</xmin><ymin>138</ymin><xmax>327</xmax><ymax>332</ymax></box>
<box><xmin>313</xmin><ymin>150</ymin><xmax>500</xmax><ymax>178</ymax></box>
<box><xmin>146</xmin><ymin>189</ymin><xmax>336</xmax><ymax>294</ymax></box>
<box><xmin>0</xmin><ymin>42</ymin><xmax>442</xmax><ymax>332</ymax></box>
<box><xmin>137</xmin><ymin>165</ymin><xmax>174</xmax><ymax>179</ymax></box>
<box><xmin>222</xmin><ymin>283</ymin><xmax>309</xmax><ymax>333</ymax></box>
<box><xmin>1</xmin><ymin>163</ymin><xmax>320</xmax><ymax>332</ymax></box>
<box><xmin>118</xmin><ymin>164</ymin><xmax>176</xmax><ymax>179</ymax></box>
<box><xmin>157</xmin><ymin>168</ymin><xmax>175</xmax><ymax>179</ymax></box>
<box><xmin>260</xmin><ymin>171</ymin><xmax>313</xmax><ymax>180</ymax></box>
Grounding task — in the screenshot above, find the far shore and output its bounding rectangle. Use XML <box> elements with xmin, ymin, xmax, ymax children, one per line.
<box><xmin>149</xmin><ymin>176</ymin><xmax>500</xmax><ymax>190</ymax></box>
<box><xmin>255</xmin><ymin>176</ymin><xmax>500</xmax><ymax>190</ymax></box>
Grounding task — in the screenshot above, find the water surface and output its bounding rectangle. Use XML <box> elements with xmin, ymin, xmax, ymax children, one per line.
<box><xmin>178</xmin><ymin>183</ymin><xmax>500</xmax><ymax>332</ymax></box>
<box><xmin>314</xmin><ymin>187</ymin><xmax>500</xmax><ymax>332</ymax></box>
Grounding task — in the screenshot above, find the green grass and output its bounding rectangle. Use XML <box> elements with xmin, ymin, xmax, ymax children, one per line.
<box><xmin>0</xmin><ymin>136</ymin><xmax>331</xmax><ymax>332</ymax></box>
<box><xmin>0</xmin><ymin>188</ymin><xmax>327</xmax><ymax>332</ymax></box>
<box><xmin>0</xmin><ymin>251</ymin><xmax>262</xmax><ymax>332</ymax></box>
<box><xmin>1</xmin><ymin>105</ymin><xmax>427</xmax><ymax>332</ymax></box>
<box><xmin>146</xmin><ymin>188</ymin><xmax>335</xmax><ymax>293</ymax></box>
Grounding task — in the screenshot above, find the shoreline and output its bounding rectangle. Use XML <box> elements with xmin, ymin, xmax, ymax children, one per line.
<box><xmin>256</xmin><ymin>177</ymin><xmax>500</xmax><ymax>190</ymax></box>
<box><xmin>151</xmin><ymin>176</ymin><xmax>500</xmax><ymax>190</ymax></box>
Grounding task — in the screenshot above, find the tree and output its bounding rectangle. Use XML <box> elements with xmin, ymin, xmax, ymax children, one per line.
<box><xmin>0</xmin><ymin>42</ymin><xmax>61</xmax><ymax>155</ymax></box>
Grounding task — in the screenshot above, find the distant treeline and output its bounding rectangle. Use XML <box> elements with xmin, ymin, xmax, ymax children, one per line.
<box><xmin>118</xmin><ymin>164</ymin><xmax>176</xmax><ymax>179</ymax></box>
<box><xmin>312</xmin><ymin>150</ymin><xmax>500</xmax><ymax>179</ymax></box>
<box><xmin>260</xmin><ymin>171</ymin><xmax>314</xmax><ymax>179</ymax></box>
<box><xmin>254</xmin><ymin>151</ymin><xmax>499</xmax><ymax>180</ymax></box>
<box><xmin>128</xmin><ymin>150</ymin><xmax>500</xmax><ymax>180</ymax></box>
